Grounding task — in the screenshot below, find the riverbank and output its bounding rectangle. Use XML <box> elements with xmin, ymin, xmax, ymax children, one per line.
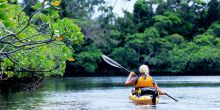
<box><xmin>64</xmin><ymin>64</ymin><xmax>220</xmax><ymax>77</ymax></box>
<box><xmin>65</xmin><ymin>59</ymin><xmax>220</xmax><ymax>77</ymax></box>
<box><xmin>0</xmin><ymin>76</ymin><xmax>43</xmax><ymax>93</ymax></box>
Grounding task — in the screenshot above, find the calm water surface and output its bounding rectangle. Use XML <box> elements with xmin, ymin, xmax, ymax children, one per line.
<box><xmin>1</xmin><ymin>76</ymin><xmax>220</xmax><ymax>110</ymax></box>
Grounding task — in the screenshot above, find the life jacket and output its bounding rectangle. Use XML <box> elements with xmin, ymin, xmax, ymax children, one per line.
<box><xmin>135</xmin><ymin>76</ymin><xmax>154</xmax><ymax>89</ymax></box>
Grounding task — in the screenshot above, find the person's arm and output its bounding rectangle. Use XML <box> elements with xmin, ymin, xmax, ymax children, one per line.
<box><xmin>125</xmin><ymin>72</ymin><xmax>138</xmax><ymax>86</ymax></box>
<box><xmin>154</xmin><ymin>82</ymin><xmax>167</xmax><ymax>95</ymax></box>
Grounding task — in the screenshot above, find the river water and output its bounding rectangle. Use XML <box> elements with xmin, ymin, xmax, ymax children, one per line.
<box><xmin>0</xmin><ymin>76</ymin><xmax>220</xmax><ymax>110</ymax></box>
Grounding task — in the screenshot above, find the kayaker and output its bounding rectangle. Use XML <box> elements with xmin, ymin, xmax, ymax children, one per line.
<box><xmin>125</xmin><ymin>64</ymin><xmax>166</xmax><ymax>104</ymax></box>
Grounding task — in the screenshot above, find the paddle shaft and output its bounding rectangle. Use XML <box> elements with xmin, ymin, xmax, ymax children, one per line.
<box><xmin>166</xmin><ymin>94</ymin><xmax>178</xmax><ymax>102</ymax></box>
<box><xmin>121</xmin><ymin>67</ymin><xmax>131</xmax><ymax>73</ymax></box>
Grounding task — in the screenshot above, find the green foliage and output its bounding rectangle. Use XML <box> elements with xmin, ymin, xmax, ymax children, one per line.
<box><xmin>133</xmin><ymin>0</ymin><xmax>154</xmax><ymax>32</ymax></box>
<box><xmin>208</xmin><ymin>23</ymin><xmax>220</xmax><ymax>37</ymax></box>
<box><xmin>205</xmin><ymin>0</ymin><xmax>220</xmax><ymax>27</ymax></box>
<box><xmin>167</xmin><ymin>34</ymin><xmax>184</xmax><ymax>44</ymax></box>
<box><xmin>194</xmin><ymin>35</ymin><xmax>215</xmax><ymax>46</ymax></box>
<box><xmin>60</xmin><ymin>0</ymin><xmax>105</xmax><ymax>19</ymax></box>
<box><xmin>62</xmin><ymin>0</ymin><xmax>220</xmax><ymax>76</ymax></box>
<box><xmin>110</xmin><ymin>47</ymin><xmax>139</xmax><ymax>69</ymax></box>
<box><xmin>153</xmin><ymin>11</ymin><xmax>183</xmax><ymax>36</ymax></box>
<box><xmin>144</xmin><ymin>27</ymin><xmax>160</xmax><ymax>39</ymax></box>
<box><xmin>116</xmin><ymin>11</ymin><xmax>136</xmax><ymax>35</ymax></box>
<box><xmin>166</xmin><ymin>44</ymin><xmax>193</xmax><ymax>73</ymax></box>
<box><xmin>0</xmin><ymin>1</ymin><xmax>84</xmax><ymax>78</ymax></box>
<box><xmin>187</xmin><ymin>45</ymin><xmax>220</xmax><ymax>73</ymax></box>
<box><xmin>51</xmin><ymin>18</ymin><xmax>84</xmax><ymax>44</ymax></box>
<box><xmin>165</xmin><ymin>35</ymin><xmax>220</xmax><ymax>73</ymax></box>
<box><xmin>125</xmin><ymin>27</ymin><xmax>160</xmax><ymax>52</ymax></box>
<box><xmin>109</xmin><ymin>30</ymin><xmax>121</xmax><ymax>40</ymax></box>
<box><xmin>73</xmin><ymin>44</ymin><xmax>102</xmax><ymax>74</ymax></box>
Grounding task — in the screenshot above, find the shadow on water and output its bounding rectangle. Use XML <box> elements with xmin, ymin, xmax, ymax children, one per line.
<box><xmin>138</xmin><ymin>105</ymin><xmax>157</xmax><ymax>110</ymax></box>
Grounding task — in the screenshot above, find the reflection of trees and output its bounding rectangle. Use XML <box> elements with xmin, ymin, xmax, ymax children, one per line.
<box><xmin>0</xmin><ymin>90</ymin><xmax>44</xmax><ymax>109</ymax></box>
<box><xmin>43</xmin><ymin>78</ymin><xmax>124</xmax><ymax>91</ymax></box>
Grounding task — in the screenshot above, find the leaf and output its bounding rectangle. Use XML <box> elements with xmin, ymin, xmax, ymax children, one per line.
<box><xmin>49</xmin><ymin>10</ymin><xmax>59</xmax><ymax>19</ymax></box>
<box><xmin>0</xmin><ymin>13</ymin><xmax>8</xmax><ymax>20</ymax></box>
<box><xmin>56</xmin><ymin>36</ymin><xmax>64</xmax><ymax>41</ymax></box>
<box><xmin>0</xmin><ymin>0</ymin><xmax>7</xmax><ymax>3</ymax></box>
<box><xmin>3</xmin><ymin>20</ymin><xmax>13</xmax><ymax>27</ymax></box>
<box><xmin>0</xmin><ymin>2</ymin><xmax>8</xmax><ymax>9</ymax></box>
<box><xmin>68</xmin><ymin>58</ymin><xmax>75</xmax><ymax>62</ymax></box>
<box><xmin>52</xmin><ymin>1</ymin><xmax>60</xmax><ymax>7</ymax></box>
<box><xmin>40</xmin><ymin>14</ymin><xmax>50</xmax><ymax>23</ymax></box>
<box><xmin>31</xmin><ymin>2</ymin><xmax>42</xmax><ymax>10</ymax></box>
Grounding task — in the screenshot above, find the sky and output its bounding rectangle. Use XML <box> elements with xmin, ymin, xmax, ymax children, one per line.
<box><xmin>105</xmin><ymin>0</ymin><xmax>136</xmax><ymax>17</ymax></box>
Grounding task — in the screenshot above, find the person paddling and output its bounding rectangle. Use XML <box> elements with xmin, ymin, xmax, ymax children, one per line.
<box><xmin>125</xmin><ymin>64</ymin><xmax>167</xmax><ymax>105</ymax></box>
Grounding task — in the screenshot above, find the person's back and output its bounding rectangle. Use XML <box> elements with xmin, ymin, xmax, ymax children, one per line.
<box><xmin>135</xmin><ymin>75</ymin><xmax>154</xmax><ymax>89</ymax></box>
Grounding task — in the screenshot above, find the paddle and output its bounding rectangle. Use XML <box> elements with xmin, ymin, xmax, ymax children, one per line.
<box><xmin>102</xmin><ymin>54</ymin><xmax>178</xmax><ymax>102</ymax></box>
<box><xmin>102</xmin><ymin>54</ymin><xmax>131</xmax><ymax>73</ymax></box>
<box><xmin>166</xmin><ymin>94</ymin><xmax>178</xmax><ymax>102</ymax></box>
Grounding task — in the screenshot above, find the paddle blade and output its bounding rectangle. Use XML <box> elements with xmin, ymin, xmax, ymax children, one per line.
<box><xmin>102</xmin><ymin>55</ymin><xmax>122</xmax><ymax>68</ymax></box>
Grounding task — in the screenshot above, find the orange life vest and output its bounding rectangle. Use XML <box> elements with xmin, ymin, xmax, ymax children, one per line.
<box><xmin>135</xmin><ymin>76</ymin><xmax>154</xmax><ymax>89</ymax></box>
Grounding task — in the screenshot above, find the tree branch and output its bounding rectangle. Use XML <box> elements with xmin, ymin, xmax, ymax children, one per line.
<box><xmin>0</xmin><ymin>1</ymin><xmax>52</xmax><ymax>41</ymax></box>
<box><xmin>0</xmin><ymin>39</ymin><xmax>55</xmax><ymax>55</ymax></box>
<box><xmin>5</xmin><ymin>54</ymin><xmax>53</xmax><ymax>73</ymax></box>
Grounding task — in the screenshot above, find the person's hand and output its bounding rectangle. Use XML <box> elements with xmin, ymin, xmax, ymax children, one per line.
<box><xmin>129</xmin><ymin>71</ymin><xmax>136</xmax><ymax>77</ymax></box>
<box><xmin>162</xmin><ymin>91</ymin><xmax>167</xmax><ymax>95</ymax></box>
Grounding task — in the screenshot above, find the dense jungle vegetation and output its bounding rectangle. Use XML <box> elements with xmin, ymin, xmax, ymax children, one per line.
<box><xmin>0</xmin><ymin>0</ymin><xmax>220</xmax><ymax>82</ymax></box>
<box><xmin>66</xmin><ymin>0</ymin><xmax>220</xmax><ymax>76</ymax></box>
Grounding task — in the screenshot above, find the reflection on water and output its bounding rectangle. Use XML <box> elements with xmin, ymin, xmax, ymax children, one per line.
<box><xmin>0</xmin><ymin>76</ymin><xmax>220</xmax><ymax>110</ymax></box>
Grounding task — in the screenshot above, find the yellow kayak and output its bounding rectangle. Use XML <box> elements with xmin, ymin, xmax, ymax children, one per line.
<box><xmin>129</xmin><ymin>94</ymin><xmax>159</xmax><ymax>105</ymax></box>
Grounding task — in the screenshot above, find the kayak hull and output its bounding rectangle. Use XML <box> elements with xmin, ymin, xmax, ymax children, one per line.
<box><xmin>129</xmin><ymin>94</ymin><xmax>159</xmax><ymax>105</ymax></box>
